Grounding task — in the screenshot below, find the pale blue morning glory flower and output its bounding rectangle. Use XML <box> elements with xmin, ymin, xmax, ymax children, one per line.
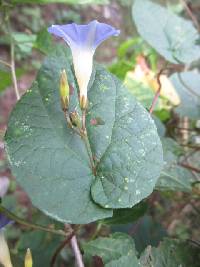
<box><xmin>48</xmin><ymin>20</ymin><xmax>120</xmax><ymax>108</ymax></box>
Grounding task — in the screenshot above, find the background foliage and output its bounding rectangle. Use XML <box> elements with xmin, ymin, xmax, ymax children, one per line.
<box><xmin>0</xmin><ymin>0</ymin><xmax>200</xmax><ymax>266</ymax></box>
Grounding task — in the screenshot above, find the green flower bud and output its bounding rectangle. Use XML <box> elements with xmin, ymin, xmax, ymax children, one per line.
<box><xmin>60</xmin><ymin>69</ymin><xmax>69</xmax><ymax>111</ymax></box>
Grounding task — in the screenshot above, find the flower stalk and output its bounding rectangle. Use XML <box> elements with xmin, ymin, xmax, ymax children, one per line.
<box><xmin>0</xmin><ymin>205</ymin><xmax>69</xmax><ymax>237</ymax></box>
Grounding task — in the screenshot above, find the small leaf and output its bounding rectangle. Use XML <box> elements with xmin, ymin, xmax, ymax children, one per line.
<box><xmin>34</xmin><ymin>29</ymin><xmax>54</xmax><ymax>55</ymax></box>
<box><xmin>12</xmin><ymin>33</ymin><xmax>37</xmax><ymax>55</ymax></box>
<box><xmin>132</xmin><ymin>0</ymin><xmax>200</xmax><ymax>64</ymax></box>
<box><xmin>83</xmin><ymin>233</ymin><xmax>139</xmax><ymax>267</ymax></box>
<box><xmin>170</xmin><ymin>71</ymin><xmax>200</xmax><ymax>119</ymax></box>
<box><xmin>140</xmin><ymin>238</ymin><xmax>200</xmax><ymax>267</ymax></box>
<box><xmin>156</xmin><ymin>138</ymin><xmax>195</xmax><ymax>192</ymax></box>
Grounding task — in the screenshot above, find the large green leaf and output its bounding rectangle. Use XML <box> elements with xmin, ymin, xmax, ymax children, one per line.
<box><xmin>132</xmin><ymin>0</ymin><xmax>200</xmax><ymax>64</ymax></box>
<box><xmin>156</xmin><ymin>138</ymin><xmax>194</xmax><ymax>192</ymax></box>
<box><xmin>170</xmin><ymin>72</ymin><xmax>200</xmax><ymax>120</ymax></box>
<box><xmin>5</xmin><ymin>45</ymin><xmax>163</xmax><ymax>224</ymax></box>
<box><xmin>83</xmin><ymin>233</ymin><xmax>139</xmax><ymax>267</ymax></box>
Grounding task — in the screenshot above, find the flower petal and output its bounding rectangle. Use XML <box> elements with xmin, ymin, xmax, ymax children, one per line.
<box><xmin>48</xmin><ymin>20</ymin><xmax>120</xmax><ymax>109</ymax></box>
<box><xmin>48</xmin><ymin>20</ymin><xmax>120</xmax><ymax>50</ymax></box>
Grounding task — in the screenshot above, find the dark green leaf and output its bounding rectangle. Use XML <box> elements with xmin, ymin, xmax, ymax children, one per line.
<box><xmin>5</xmin><ymin>45</ymin><xmax>163</xmax><ymax>224</ymax></box>
<box><xmin>102</xmin><ymin>202</ymin><xmax>147</xmax><ymax>225</ymax></box>
<box><xmin>132</xmin><ymin>0</ymin><xmax>200</xmax><ymax>64</ymax></box>
<box><xmin>111</xmin><ymin>215</ymin><xmax>167</xmax><ymax>254</ymax></box>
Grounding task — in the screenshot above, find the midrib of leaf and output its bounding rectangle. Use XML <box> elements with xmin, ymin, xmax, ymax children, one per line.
<box><xmin>160</xmin><ymin>170</ymin><xmax>190</xmax><ymax>188</ymax></box>
<box><xmin>35</xmin><ymin>81</ymin><xmax>89</xmax><ymax>169</ymax></box>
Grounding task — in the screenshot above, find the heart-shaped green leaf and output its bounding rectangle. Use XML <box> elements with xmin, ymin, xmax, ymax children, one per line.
<box><xmin>5</xmin><ymin>46</ymin><xmax>163</xmax><ymax>224</ymax></box>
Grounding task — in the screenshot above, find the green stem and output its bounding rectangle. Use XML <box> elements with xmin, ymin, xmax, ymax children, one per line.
<box><xmin>90</xmin><ymin>222</ymin><xmax>102</xmax><ymax>240</ymax></box>
<box><xmin>82</xmin><ymin>132</ymin><xmax>96</xmax><ymax>175</ymax></box>
<box><xmin>0</xmin><ymin>205</ymin><xmax>69</xmax><ymax>237</ymax></box>
<box><xmin>81</xmin><ymin>109</ymin><xmax>96</xmax><ymax>175</ymax></box>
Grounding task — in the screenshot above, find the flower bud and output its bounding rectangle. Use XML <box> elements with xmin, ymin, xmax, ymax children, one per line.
<box><xmin>24</xmin><ymin>248</ymin><xmax>33</xmax><ymax>267</ymax></box>
<box><xmin>60</xmin><ymin>69</ymin><xmax>69</xmax><ymax>111</ymax></box>
<box><xmin>0</xmin><ymin>232</ymin><xmax>13</xmax><ymax>267</ymax></box>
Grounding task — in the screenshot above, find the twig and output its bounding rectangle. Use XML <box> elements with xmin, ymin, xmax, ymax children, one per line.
<box><xmin>90</xmin><ymin>222</ymin><xmax>102</xmax><ymax>240</ymax></box>
<box><xmin>0</xmin><ymin>205</ymin><xmax>68</xmax><ymax>237</ymax></box>
<box><xmin>174</xmin><ymin>126</ymin><xmax>197</xmax><ymax>132</ymax></box>
<box><xmin>10</xmin><ymin>42</ymin><xmax>20</xmax><ymax>100</ymax></box>
<box><xmin>50</xmin><ymin>232</ymin><xmax>75</xmax><ymax>267</ymax></box>
<box><xmin>70</xmin><ymin>235</ymin><xmax>85</xmax><ymax>267</ymax></box>
<box><xmin>149</xmin><ymin>68</ymin><xmax>165</xmax><ymax>114</ymax></box>
<box><xmin>190</xmin><ymin>203</ymin><xmax>200</xmax><ymax>215</ymax></box>
<box><xmin>180</xmin><ymin>0</ymin><xmax>200</xmax><ymax>32</ymax></box>
<box><xmin>179</xmin><ymin>162</ymin><xmax>200</xmax><ymax>173</ymax></box>
<box><xmin>0</xmin><ymin>59</ymin><xmax>11</xmax><ymax>68</ymax></box>
<box><xmin>180</xmin><ymin>144</ymin><xmax>200</xmax><ymax>149</ymax></box>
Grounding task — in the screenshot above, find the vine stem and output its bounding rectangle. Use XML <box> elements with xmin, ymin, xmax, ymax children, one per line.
<box><xmin>50</xmin><ymin>232</ymin><xmax>75</xmax><ymax>267</ymax></box>
<box><xmin>0</xmin><ymin>59</ymin><xmax>11</xmax><ymax>68</ymax></box>
<box><xmin>90</xmin><ymin>222</ymin><xmax>102</xmax><ymax>240</ymax></box>
<box><xmin>180</xmin><ymin>0</ymin><xmax>200</xmax><ymax>32</ymax></box>
<box><xmin>149</xmin><ymin>68</ymin><xmax>165</xmax><ymax>114</ymax></box>
<box><xmin>70</xmin><ymin>235</ymin><xmax>85</xmax><ymax>267</ymax></box>
<box><xmin>179</xmin><ymin>163</ymin><xmax>200</xmax><ymax>173</ymax></box>
<box><xmin>0</xmin><ymin>205</ymin><xmax>69</xmax><ymax>237</ymax></box>
<box><xmin>10</xmin><ymin>42</ymin><xmax>20</xmax><ymax>100</ymax></box>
